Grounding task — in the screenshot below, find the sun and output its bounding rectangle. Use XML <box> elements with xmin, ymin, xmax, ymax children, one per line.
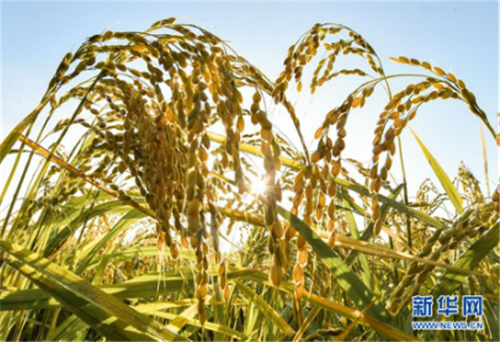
<box><xmin>251</xmin><ymin>177</ymin><xmax>267</xmax><ymax>196</ymax></box>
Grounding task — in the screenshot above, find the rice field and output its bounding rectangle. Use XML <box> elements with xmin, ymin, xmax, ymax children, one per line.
<box><xmin>0</xmin><ymin>17</ymin><xmax>499</xmax><ymax>342</ymax></box>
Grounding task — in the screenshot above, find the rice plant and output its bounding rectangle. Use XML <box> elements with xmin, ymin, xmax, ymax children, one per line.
<box><xmin>1</xmin><ymin>18</ymin><xmax>498</xmax><ymax>342</ymax></box>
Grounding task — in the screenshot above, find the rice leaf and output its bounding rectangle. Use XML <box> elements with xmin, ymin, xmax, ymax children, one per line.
<box><xmin>409</xmin><ymin>128</ymin><xmax>464</xmax><ymax>214</ymax></box>
<box><xmin>0</xmin><ymin>240</ymin><xmax>189</xmax><ymax>341</ymax></box>
<box><xmin>234</xmin><ymin>281</ymin><xmax>295</xmax><ymax>335</ymax></box>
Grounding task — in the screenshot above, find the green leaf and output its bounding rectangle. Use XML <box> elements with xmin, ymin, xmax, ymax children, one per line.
<box><xmin>0</xmin><ymin>112</ymin><xmax>39</xmax><ymax>163</ymax></box>
<box><xmin>410</xmin><ymin>128</ymin><xmax>463</xmax><ymax>214</ymax></box>
<box><xmin>151</xmin><ymin>302</ymin><xmax>197</xmax><ymax>334</ymax></box>
<box><xmin>52</xmin><ymin>301</ymin><xmax>196</xmax><ymax>342</ymax></box>
<box><xmin>0</xmin><ymin>264</ymin><xmax>194</xmax><ymax>311</ymax></box>
<box><xmin>0</xmin><ymin>240</ymin><xmax>189</xmax><ymax>341</ymax></box>
<box><xmin>0</xmin><ymin>271</ymin><xmax>191</xmax><ymax>311</ymax></box>
<box><xmin>51</xmin><ymin>314</ymin><xmax>87</xmax><ymax>341</ymax></box>
<box><xmin>75</xmin><ymin>209</ymin><xmax>147</xmax><ymax>274</ymax></box>
<box><xmin>138</xmin><ymin>306</ymin><xmax>248</xmax><ymax>341</ymax></box>
<box><xmin>234</xmin><ymin>281</ymin><xmax>295</xmax><ymax>335</ymax></box>
<box><xmin>43</xmin><ymin>199</ymin><xmax>137</xmax><ymax>257</ymax></box>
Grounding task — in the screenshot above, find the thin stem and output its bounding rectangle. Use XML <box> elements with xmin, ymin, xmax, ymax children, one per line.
<box><xmin>397</xmin><ymin>137</ymin><xmax>412</xmax><ymax>249</ymax></box>
<box><xmin>480</xmin><ymin>123</ymin><xmax>490</xmax><ymax>197</ymax></box>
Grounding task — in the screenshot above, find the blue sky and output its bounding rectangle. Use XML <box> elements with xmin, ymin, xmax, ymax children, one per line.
<box><xmin>1</xmin><ymin>1</ymin><xmax>498</xmax><ymax>200</ymax></box>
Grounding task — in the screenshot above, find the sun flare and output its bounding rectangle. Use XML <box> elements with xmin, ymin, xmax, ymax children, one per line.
<box><xmin>251</xmin><ymin>178</ymin><xmax>267</xmax><ymax>195</ymax></box>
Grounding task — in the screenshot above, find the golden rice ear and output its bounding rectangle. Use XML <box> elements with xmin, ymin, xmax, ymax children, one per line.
<box><xmin>494</xmin><ymin>187</ymin><xmax>500</xmax><ymax>202</ymax></box>
<box><xmin>493</xmin><ymin>185</ymin><xmax>500</xmax><ymax>213</ymax></box>
<box><xmin>269</xmin><ymin>263</ymin><xmax>283</xmax><ymax>287</ymax></box>
<box><xmin>197</xmin><ymin>298</ymin><xmax>207</xmax><ymax>326</ymax></box>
